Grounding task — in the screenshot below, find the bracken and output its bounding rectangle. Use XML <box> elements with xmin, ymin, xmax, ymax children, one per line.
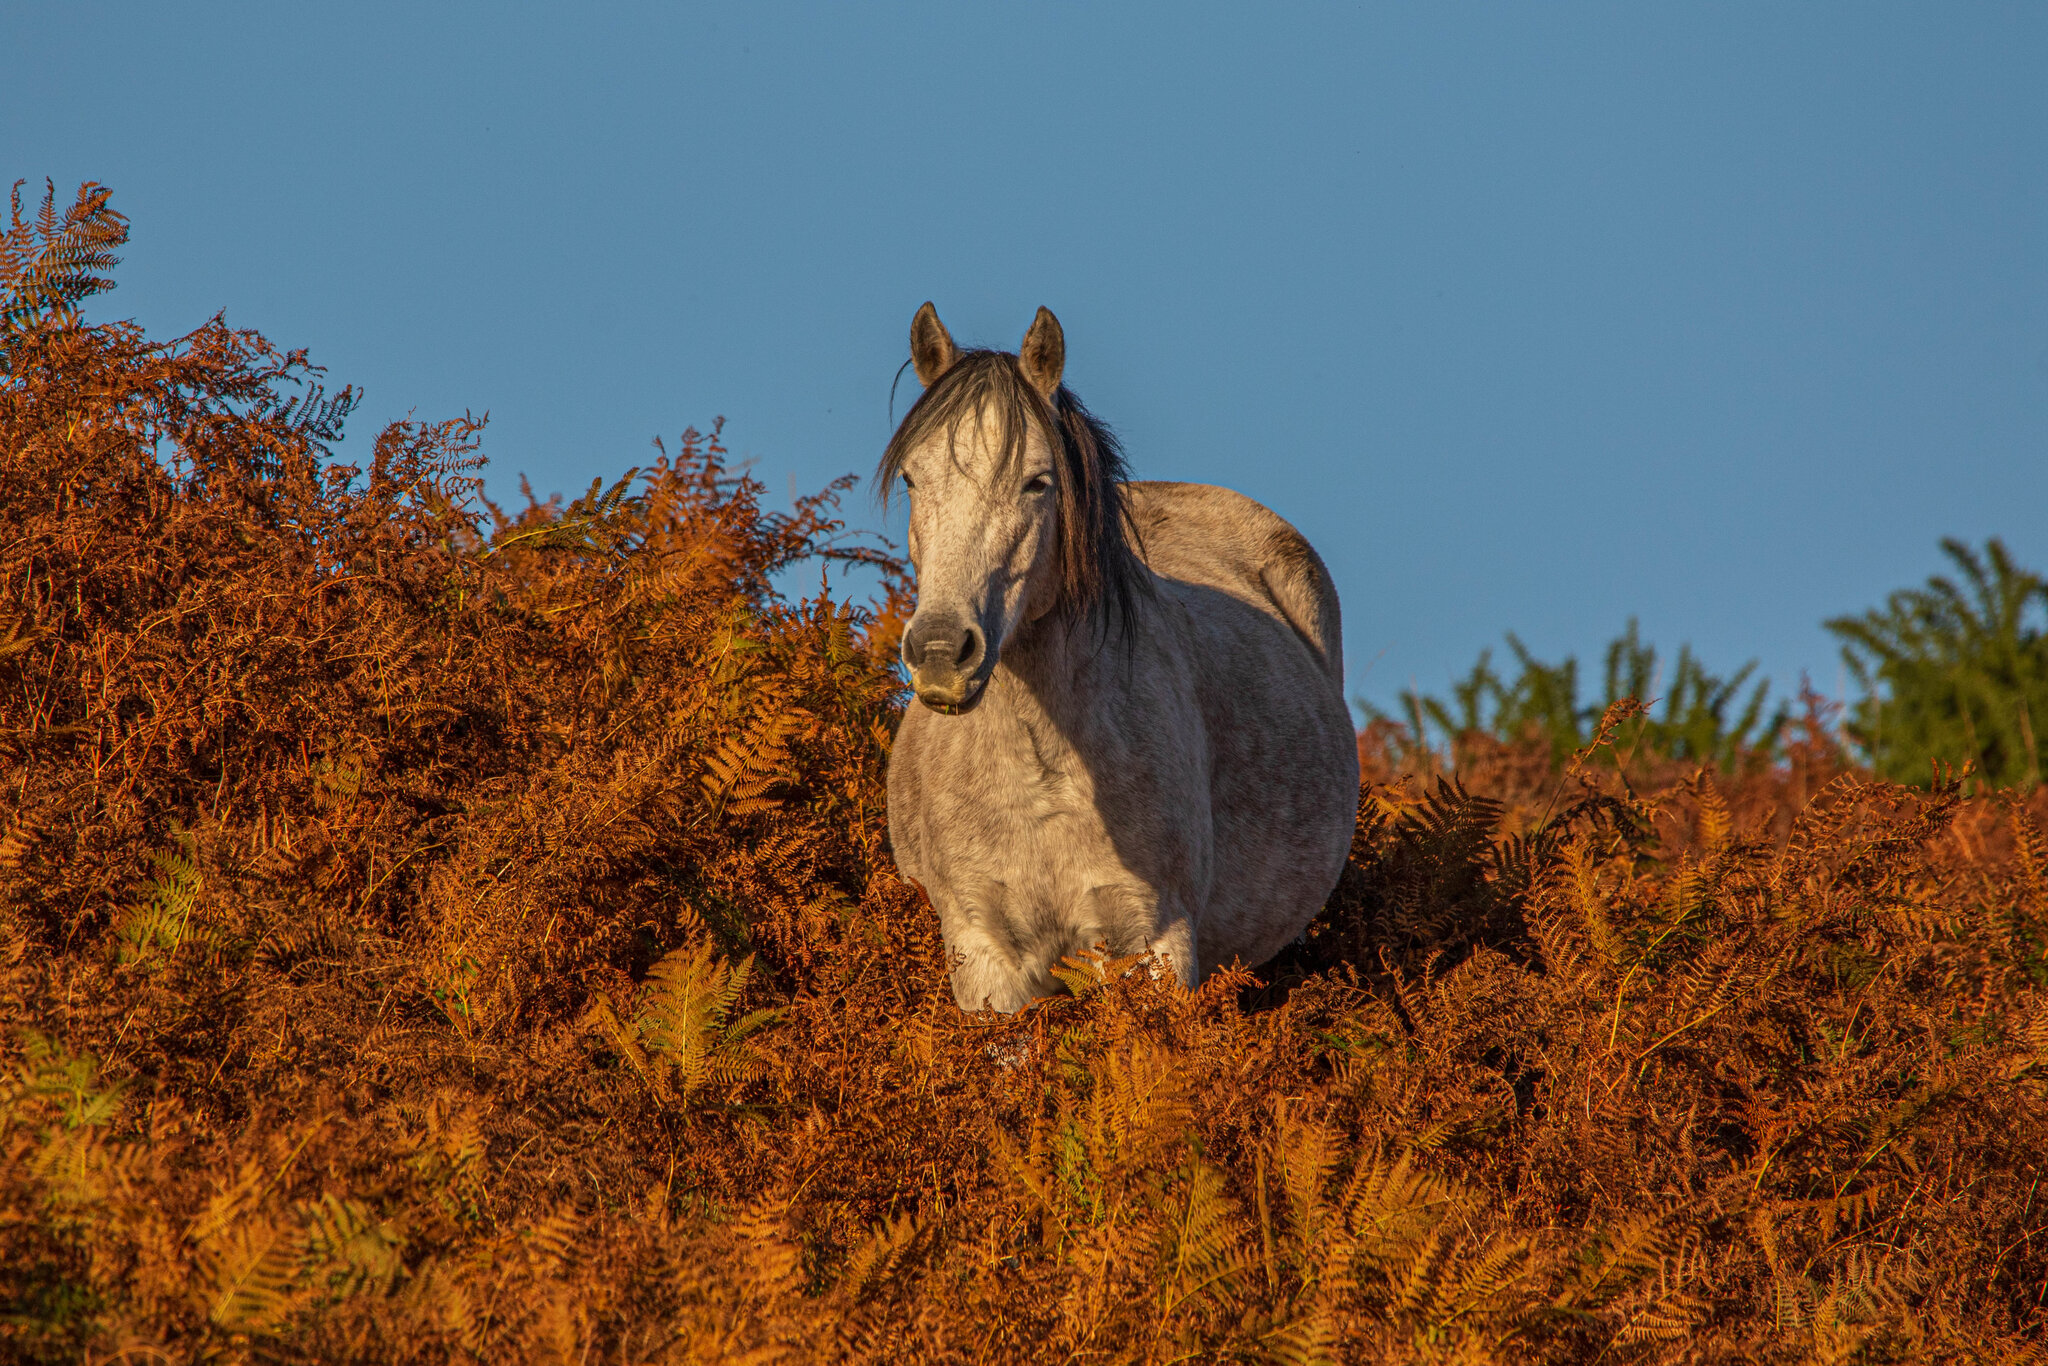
<box><xmin>1</xmin><ymin>185</ymin><xmax>2044</xmax><ymax>1364</ymax></box>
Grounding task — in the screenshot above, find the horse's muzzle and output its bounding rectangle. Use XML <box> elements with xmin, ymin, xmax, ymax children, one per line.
<box><xmin>910</xmin><ymin>664</ymin><xmax>989</xmax><ymax>714</ymax></box>
<box><xmin>905</xmin><ymin>613</ymin><xmax>989</xmax><ymax>713</ymax></box>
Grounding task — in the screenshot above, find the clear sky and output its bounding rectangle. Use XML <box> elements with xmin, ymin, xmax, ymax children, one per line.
<box><xmin>9</xmin><ymin>4</ymin><xmax>2046</xmax><ymax>718</ymax></box>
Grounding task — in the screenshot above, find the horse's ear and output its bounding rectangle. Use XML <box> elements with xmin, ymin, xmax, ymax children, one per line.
<box><xmin>1018</xmin><ymin>306</ymin><xmax>1064</xmax><ymax>400</ymax></box>
<box><xmin>910</xmin><ymin>302</ymin><xmax>958</xmax><ymax>387</ymax></box>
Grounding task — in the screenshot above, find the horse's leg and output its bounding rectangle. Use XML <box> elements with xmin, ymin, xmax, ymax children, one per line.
<box><xmin>945</xmin><ymin>923</ymin><xmax>1046</xmax><ymax>1014</ymax></box>
<box><xmin>1082</xmin><ymin>884</ymin><xmax>1201</xmax><ymax>991</ymax></box>
<box><xmin>1144</xmin><ymin>914</ymin><xmax>1200</xmax><ymax>990</ymax></box>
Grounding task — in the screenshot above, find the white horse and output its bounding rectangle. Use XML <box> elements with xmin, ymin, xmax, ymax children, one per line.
<box><xmin>882</xmin><ymin>304</ymin><xmax>1358</xmax><ymax>1013</ymax></box>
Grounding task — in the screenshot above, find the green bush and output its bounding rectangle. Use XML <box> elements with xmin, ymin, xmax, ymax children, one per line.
<box><xmin>1828</xmin><ymin>537</ymin><xmax>2048</xmax><ymax>787</ymax></box>
<box><xmin>1364</xmin><ymin>619</ymin><xmax>1784</xmax><ymax>771</ymax></box>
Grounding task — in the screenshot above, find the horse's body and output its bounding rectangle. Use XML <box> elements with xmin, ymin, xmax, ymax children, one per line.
<box><xmin>882</xmin><ymin>305</ymin><xmax>1358</xmax><ymax>1013</ymax></box>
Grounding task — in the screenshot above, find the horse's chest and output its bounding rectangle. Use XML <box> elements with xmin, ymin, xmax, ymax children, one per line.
<box><xmin>905</xmin><ymin>722</ymin><xmax>1114</xmax><ymax>878</ymax></box>
<box><xmin>993</xmin><ymin>761</ymin><xmax>1094</xmax><ymax>844</ymax></box>
<box><xmin>972</xmin><ymin>740</ymin><xmax>1101</xmax><ymax>851</ymax></box>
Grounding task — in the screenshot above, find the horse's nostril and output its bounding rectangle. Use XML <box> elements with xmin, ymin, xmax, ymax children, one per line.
<box><xmin>907</xmin><ymin>617</ymin><xmax>983</xmax><ymax>680</ymax></box>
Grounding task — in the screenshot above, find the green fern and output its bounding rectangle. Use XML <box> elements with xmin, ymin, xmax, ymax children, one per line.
<box><xmin>4</xmin><ymin>1031</ymin><xmax>126</xmax><ymax>1132</ymax></box>
<box><xmin>113</xmin><ymin>836</ymin><xmax>201</xmax><ymax>969</ymax></box>
<box><xmin>1830</xmin><ymin>536</ymin><xmax>2048</xmax><ymax>786</ymax></box>
<box><xmin>1</xmin><ymin>1033</ymin><xmax>132</xmax><ymax>1222</ymax></box>
<box><xmin>1362</xmin><ymin>618</ymin><xmax>1783</xmax><ymax>771</ymax></box>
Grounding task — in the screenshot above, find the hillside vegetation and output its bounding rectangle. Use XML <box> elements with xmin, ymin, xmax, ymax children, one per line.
<box><xmin>1829</xmin><ymin>538</ymin><xmax>2048</xmax><ymax>789</ymax></box>
<box><xmin>1363</xmin><ymin>620</ymin><xmax>1787</xmax><ymax>775</ymax></box>
<box><xmin>4</xmin><ymin>182</ymin><xmax>2047</xmax><ymax>1364</ymax></box>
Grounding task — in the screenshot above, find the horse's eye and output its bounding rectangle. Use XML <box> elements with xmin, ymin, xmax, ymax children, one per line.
<box><xmin>901</xmin><ymin>474</ymin><xmax>915</xmax><ymax>492</ymax></box>
<box><xmin>1024</xmin><ymin>473</ymin><xmax>1052</xmax><ymax>494</ymax></box>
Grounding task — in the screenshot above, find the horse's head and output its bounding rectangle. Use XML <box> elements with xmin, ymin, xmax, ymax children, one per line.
<box><xmin>881</xmin><ymin>303</ymin><xmax>1132</xmax><ymax>714</ymax></box>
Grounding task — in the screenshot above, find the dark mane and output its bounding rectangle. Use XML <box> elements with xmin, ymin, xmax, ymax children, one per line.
<box><xmin>878</xmin><ymin>349</ymin><xmax>1147</xmax><ymax>637</ymax></box>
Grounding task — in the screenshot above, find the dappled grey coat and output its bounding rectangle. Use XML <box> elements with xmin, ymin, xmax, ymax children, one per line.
<box><xmin>882</xmin><ymin>304</ymin><xmax>1359</xmax><ymax>1013</ymax></box>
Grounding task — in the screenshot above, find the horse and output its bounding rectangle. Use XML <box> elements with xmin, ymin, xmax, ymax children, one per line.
<box><xmin>881</xmin><ymin>303</ymin><xmax>1359</xmax><ymax>1013</ymax></box>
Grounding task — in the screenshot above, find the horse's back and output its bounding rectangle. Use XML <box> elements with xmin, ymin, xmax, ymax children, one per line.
<box><xmin>1123</xmin><ymin>481</ymin><xmax>1344</xmax><ymax>690</ymax></box>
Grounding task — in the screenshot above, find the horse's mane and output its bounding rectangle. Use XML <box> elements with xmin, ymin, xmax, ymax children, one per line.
<box><xmin>878</xmin><ymin>349</ymin><xmax>1147</xmax><ymax>638</ymax></box>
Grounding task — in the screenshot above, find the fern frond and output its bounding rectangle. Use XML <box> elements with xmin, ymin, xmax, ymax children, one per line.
<box><xmin>1563</xmin><ymin>836</ymin><xmax>1627</xmax><ymax>970</ymax></box>
<box><xmin>1339</xmin><ymin>1148</ymin><xmax>1460</xmax><ymax>1275</ymax></box>
<box><xmin>1694</xmin><ymin>770</ymin><xmax>1734</xmax><ymax>851</ymax></box>
<box><xmin>201</xmin><ymin>1217</ymin><xmax>306</xmax><ymax>1331</ymax></box>
<box><xmin>113</xmin><ymin>834</ymin><xmax>202</xmax><ymax>969</ymax></box>
<box><xmin>702</xmin><ymin>706</ymin><xmax>808</xmax><ymax>816</ymax></box>
<box><xmin>1088</xmin><ymin>1039</ymin><xmax>1192</xmax><ymax>1180</ymax></box>
<box><xmin>620</xmin><ymin>941</ymin><xmax>783</xmax><ymax>1105</ymax></box>
<box><xmin>1557</xmin><ymin>1209</ymin><xmax>1685</xmax><ymax>1312</ymax></box>
<box><xmin>1273</xmin><ymin>1101</ymin><xmax>1343</xmax><ymax>1258</ymax></box>
<box><xmin>726</xmin><ymin>1194</ymin><xmax>806</xmax><ymax>1301</ymax></box>
<box><xmin>1</xmin><ymin>179</ymin><xmax>127</xmax><ymax>346</ymax></box>
<box><xmin>1051</xmin><ymin>945</ymin><xmax>1152</xmax><ymax>999</ymax></box>
<box><xmin>842</xmin><ymin>1212</ymin><xmax>921</xmax><ymax>1298</ymax></box>
<box><xmin>298</xmin><ymin>1192</ymin><xmax>406</xmax><ymax>1299</ymax></box>
<box><xmin>1433</xmin><ymin>1233</ymin><xmax>1533</xmax><ymax>1329</ymax></box>
<box><xmin>1152</xmin><ymin>1158</ymin><xmax>1250</xmax><ymax>1316</ymax></box>
<box><xmin>1259</xmin><ymin>1305</ymin><xmax>1343</xmax><ymax>1366</ymax></box>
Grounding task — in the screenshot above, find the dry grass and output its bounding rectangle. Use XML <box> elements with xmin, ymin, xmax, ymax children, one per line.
<box><xmin>3</xmin><ymin>285</ymin><xmax>2047</xmax><ymax>1364</ymax></box>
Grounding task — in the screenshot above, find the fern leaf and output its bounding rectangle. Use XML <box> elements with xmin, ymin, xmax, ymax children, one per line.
<box><xmin>630</xmin><ymin>941</ymin><xmax>781</xmax><ymax>1105</ymax></box>
<box><xmin>842</xmin><ymin>1213</ymin><xmax>920</xmax><ymax>1297</ymax></box>
<box><xmin>1</xmin><ymin>179</ymin><xmax>127</xmax><ymax>345</ymax></box>
<box><xmin>1152</xmin><ymin>1158</ymin><xmax>1250</xmax><ymax>1316</ymax></box>
<box><xmin>298</xmin><ymin>1193</ymin><xmax>406</xmax><ymax>1299</ymax></box>
<box><xmin>701</xmin><ymin>707</ymin><xmax>806</xmax><ymax>815</ymax></box>
<box><xmin>202</xmin><ymin>1217</ymin><xmax>305</xmax><ymax>1332</ymax></box>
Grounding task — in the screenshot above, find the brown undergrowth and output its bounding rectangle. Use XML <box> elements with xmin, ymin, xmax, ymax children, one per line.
<box><xmin>5</xmin><ymin>236</ymin><xmax>2048</xmax><ymax>1364</ymax></box>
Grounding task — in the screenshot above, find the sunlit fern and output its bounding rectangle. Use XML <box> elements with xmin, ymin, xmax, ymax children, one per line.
<box><xmin>1829</xmin><ymin>536</ymin><xmax>2048</xmax><ymax>787</ymax></box>
<box><xmin>1362</xmin><ymin>618</ymin><xmax>1784</xmax><ymax>771</ymax></box>
<box><xmin>1</xmin><ymin>179</ymin><xmax>127</xmax><ymax>357</ymax></box>
<box><xmin>997</xmin><ymin>1038</ymin><xmax>1197</xmax><ymax>1235</ymax></box>
<box><xmin>701</xmin><ymin>704</ymin><xmax>807</xmax><ymax>818</ymax></box>
<box><xmin>482</xmin><ymin>468</ymin><xmax>647</xmax><ymax>562</ymax></box>
<box><xmin>585</xmin><ymin>941</ymin><xmax>781</xmax><ymax>1106</ymax></box>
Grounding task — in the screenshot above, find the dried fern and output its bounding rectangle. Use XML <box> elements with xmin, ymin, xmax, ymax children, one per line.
<box><xmin>1</xmin><ymin>178</ymin><xmax>127</xmax><ymax>349</ymax></box>
<box><xmin>3</xmin><ymin>181</ymin><xmax>2045</xmax><ymax>1365</ymax></box>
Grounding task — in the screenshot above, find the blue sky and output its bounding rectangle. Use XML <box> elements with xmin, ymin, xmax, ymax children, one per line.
<box><xmin>8</xmin><ymin>4</ymin><xmax>2046</xmax><ymax>718</ymax></box>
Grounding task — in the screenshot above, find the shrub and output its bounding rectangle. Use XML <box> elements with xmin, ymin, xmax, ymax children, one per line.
<box><xmin>1829</xmin><ymin>536</ymin><xmax>2048</xmax><ymax>788</ymax></box>
<box><xmin>1364</xmin><ymin>620</ymin><xmax>1786</xmax><ymax>774</ymax></box>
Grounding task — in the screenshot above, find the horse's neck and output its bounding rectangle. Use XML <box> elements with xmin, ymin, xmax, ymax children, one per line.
<box><xmin>988</xmin><ymin>613</ymin><xmax>1119</xmax><ymax>749</ymax></box>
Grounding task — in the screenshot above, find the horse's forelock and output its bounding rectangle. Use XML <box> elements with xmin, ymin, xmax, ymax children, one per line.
<box><xmin>880</xmin><ymin>351</ymin><xmax>1145</xmax><ymax>635</ymax></box>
